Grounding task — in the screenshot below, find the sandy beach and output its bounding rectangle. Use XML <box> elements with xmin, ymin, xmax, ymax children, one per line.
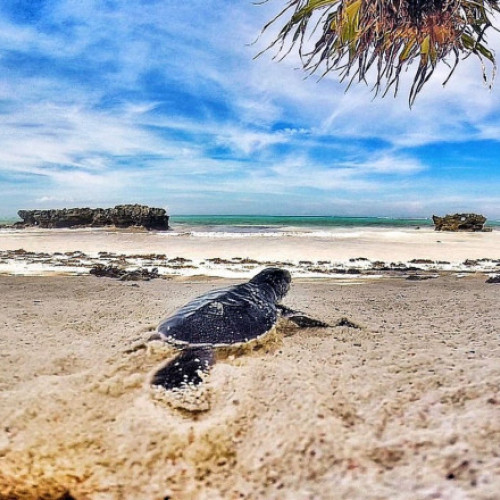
<box><xmin>0</xmin><ymin>228</ymin><xmax>499</xmax><ymax>499</ymax></box>
<box><xmin>0</xmin><ymin>226</ymin><xmax>499</xmax><ymax>277</ymax></box>
<box><xmin>3</xmin><ymin>0</ymin><xmax>500</xmax><ymax>496</ymax></box>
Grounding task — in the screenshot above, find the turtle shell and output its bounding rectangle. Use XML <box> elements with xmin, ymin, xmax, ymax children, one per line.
<box><xmin>157</xmin><ymin>268</ymin><xmax>291</xmax><ymax>347</ymax></box>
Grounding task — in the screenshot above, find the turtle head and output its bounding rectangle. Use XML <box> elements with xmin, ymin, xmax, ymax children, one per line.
<box><xmin>250</xmin><ymin>267</ymin><xmax>291</xmax><ymax>302</ymax></box>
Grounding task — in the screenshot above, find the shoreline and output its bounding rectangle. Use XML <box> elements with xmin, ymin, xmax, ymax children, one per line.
<box><xmin>0</xmin><ymin>227</ymin><xmax>499</xmax><ymax>278</ymax></box>
<box><xmin>0</xmin><ymin>248</ymin><xmax>499</xmax><ymax>279</ymax></box>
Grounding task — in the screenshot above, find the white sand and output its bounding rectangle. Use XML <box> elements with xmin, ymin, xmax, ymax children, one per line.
<box><xmin>0</xmin><ymin>227</ymin><xmax>499</xmax><ymax>265</ymax></box>
<box><xmin>0</xmin><ymin>273</ymin><xmax>499</xmax><ymax>499</ymax></box>
<box><xmin>0</xmin><ymin>228</ymin><xmax>499</xmax><ymax>280</ymax></box>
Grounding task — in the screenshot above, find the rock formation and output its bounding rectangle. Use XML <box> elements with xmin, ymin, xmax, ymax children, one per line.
<box><xmin>432</xmin><ymin>213</ymin><xmax>489</xmax><ymax>232</ymax></box>
<box><xmin>17</xmin><ymin>204</ymin><xmax>169</xmax><ymax>230</ymax></box>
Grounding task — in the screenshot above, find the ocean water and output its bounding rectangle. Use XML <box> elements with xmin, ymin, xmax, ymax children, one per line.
<box><xmin>2</xmin><ymin>215</ymin><xmax>498</xmax><ymax>233</ymax></box>
<box><xmin>0</xmin><ymin>217</ymin><xmax>18</xmax><ymax>225</ymax></box>
<box><xmin>170</xmin><ymin>215</ymin><xmax>500</xmax><ymax>231</ymax></box>
<box><xmin>170</xmin><ymin>215</ymin><xmax>433</xmax><ymax>232</ymax></box>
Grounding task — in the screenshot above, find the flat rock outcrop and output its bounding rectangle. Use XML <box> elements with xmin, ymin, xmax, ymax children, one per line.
<box><xmin>432</xmin><ymin>213</ymin><xmax>489</xmax><ymax>232</ymax></box>
<box><xmin>17</xmin><ymin>204</ymin><xmax>169</xmax><ymax>230</ymax></box>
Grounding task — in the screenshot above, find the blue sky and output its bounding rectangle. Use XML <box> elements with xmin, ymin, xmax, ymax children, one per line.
<box><xmin>1</xmin><ymin>0</ymin><xmax>499</xmax><ymax>218</ymax></box>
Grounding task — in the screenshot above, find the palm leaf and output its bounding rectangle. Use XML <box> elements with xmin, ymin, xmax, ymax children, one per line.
<box><xmin>259</xmin><ymin>0</ymin><xmax>500</xmax><ymax>105</ymax></box>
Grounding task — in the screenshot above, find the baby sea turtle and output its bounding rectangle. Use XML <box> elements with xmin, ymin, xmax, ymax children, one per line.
<box><xmin>150</xmin><ymin>268</ymin><xmax>328</xmax><ymax>392</ymax></box>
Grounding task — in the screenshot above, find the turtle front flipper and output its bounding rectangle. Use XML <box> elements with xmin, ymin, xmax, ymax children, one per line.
<box><xmin>276</xmin><ymin>304</ymin><xmax>330</xmax><ymax>328</ymax></box>
<box><xmin>151</xmin><ymin>347</ymin><xmax>215</xmax><ymax>391</ymax></box>
<box><xmin>285</xmin><ymin>313</ymin><xmax>330</xmax><ymax>328</ymax></box>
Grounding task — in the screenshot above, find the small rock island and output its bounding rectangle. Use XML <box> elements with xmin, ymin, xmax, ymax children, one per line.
<box><xmin>432</xmin><ymin>213</ymin><xmax>490</xmax><ymax>232</ymax></box>
<box><xmin>15</xmin><ymin>204</ymin><xmax>169</xmax><ymax>230</ymax></box>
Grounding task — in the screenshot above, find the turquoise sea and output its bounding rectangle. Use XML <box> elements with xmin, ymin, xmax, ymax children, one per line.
<box><xmin>2</xmin><ymin>214</ymin><xmax>498</xmax><ymax>231</ymax></box>
<box><xmin>169</xmin><ymin>215</ymin><xmax>499</xmax><ymax>231</ymax></box>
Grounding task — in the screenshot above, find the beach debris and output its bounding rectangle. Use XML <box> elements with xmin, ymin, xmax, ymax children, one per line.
<box><xmin>149</xmin><ymin>268</ymin><xmax>329</xmax><ymax>411</ymax></box>
<box><xmin>485</xmin><ymin>275</ymin><xmax>500</xmax><ymax>284</ymax></box>
<box><xmin>119</xmin><ymin>268</ymin><xmax>159</xmax><ymax>281</ymax></box>
<box><xmin>464</xmin><ymin>259</ymin><xmax>479</xmax><ymax>267</ymax></box>
<box><xmin>406</xmin><ymin>274</ymin><xmax>438</xmax><ymax>281</ymax></box>
<box><xmin>206</xmin><ymin>257</ymin><xmax>234</xmax><ymax>265</ymax></box>
<box><xmin>432</xmin><ymin>213</ymin><xmax>490</xmax><ymax>232</ymax></box>
<box><xmin>89</xmin><ymin>264</ymin><xmax>159</xmax><ymax>281</ymax></box>
<box><xmin>90</xmin><ymin>265</ymin><xmax>124</xmax><ymax>278</ymax></box>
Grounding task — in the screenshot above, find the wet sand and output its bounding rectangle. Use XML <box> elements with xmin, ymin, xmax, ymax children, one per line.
<box><xmin>0</xmin><ymin>274</ymin><xmax>499</xmax><ymax>499</ymax></box>
<box><xmin>0</xmin><ymin>227</ymin><xmax>499</xmax><ymax>277</ymax></box>
<box><xmin>1</xmin><ymin>226</ymin><xmax>499</xmax><ymax>263</ymax></box>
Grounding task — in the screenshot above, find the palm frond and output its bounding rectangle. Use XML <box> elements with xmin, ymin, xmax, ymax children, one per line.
<box><xmin>259</xmin><ymin>0</ymin><xmax>500</xmax><ymax>105</ymax></box>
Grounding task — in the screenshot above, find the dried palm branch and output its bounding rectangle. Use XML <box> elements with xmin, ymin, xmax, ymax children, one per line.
<box><xmin>259</xmin><ymin>0</ymin><xmax>500</xmax><ymax>105</ymax></box>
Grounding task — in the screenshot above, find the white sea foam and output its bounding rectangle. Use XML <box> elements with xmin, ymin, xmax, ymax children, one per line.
<box><xmin>161</xmin><ymin>227</ymin><xmax>432</xmax><ymax>240</ymax></box>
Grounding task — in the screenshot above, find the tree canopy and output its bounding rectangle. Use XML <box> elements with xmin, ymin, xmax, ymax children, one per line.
<box><xmin>260</xmin><ymin>0</ymin><xmax>500</xmax><ymax>105</ymax></box>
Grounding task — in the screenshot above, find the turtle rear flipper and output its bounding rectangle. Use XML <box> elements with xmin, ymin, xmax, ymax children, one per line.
<box><xmin>151</xmin><ymin>347</ymin><xmax>215</xmax><ymax>390</ymax></box>
<box><xmin>277</xmin><ymin>304</ymin><xmax>330</xmax><ymax>328</ymax></box>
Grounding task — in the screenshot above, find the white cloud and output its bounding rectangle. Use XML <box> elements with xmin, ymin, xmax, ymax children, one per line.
<box><xmin>0</xmin><ymin>1</ymin><xmax>498</xmax><ymax>216</ymax></box>
<box><xmin>215</xmin><ymin>128</ymin><xmax>289</xmax><ymax>155</ymax></box>
<box><xmin>347</xmin><ymin>154</ymin><xmax>426</xmax><ymax>175</ymax></box>
<box><xmin>35</xmin><ymin>195</ymin><xmax>76</xmax><ymax>204</ymax></box>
